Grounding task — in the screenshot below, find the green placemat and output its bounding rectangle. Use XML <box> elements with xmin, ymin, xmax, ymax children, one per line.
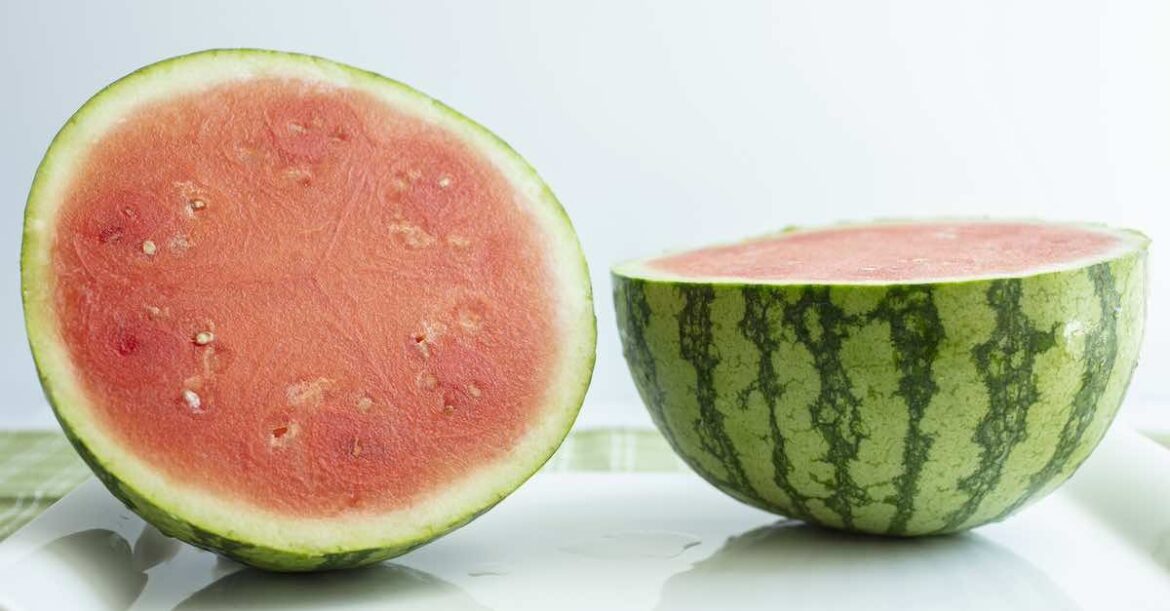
<box><xmin>0</xmin><ymin>432</ymin><xmax>92</xmax><ymax>540</ymax></box>
<box><xmin>0</xmin><ymin>428</ymin><xmax>681</xmax><ymax>542</ymax></box>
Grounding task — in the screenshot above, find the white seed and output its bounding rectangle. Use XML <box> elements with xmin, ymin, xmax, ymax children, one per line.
<box><xmin>284</xmin><ymin>167</ymin><xmax>312</xmax><ymax>184</ymax></box>
<box><xmin>389</xmin><ymin>222</ymin><xmax>436</xmax><ymax>248</ymax></box>
<box><xmin>466</xmin><ymin>383</ymin><xmax>481</xmax><ymax>398</ymax></box>
<box><xmin>170</xmin><ymin>234</ymin><xmax>192</xmax><ymax>252</ymax></box>
<box><xmin>286</xmin><ymin>377</ymin><xmax>332</xmax><ymax>407</ymax></box>
<box><xmin>458</xmin><ymin>309</ymin><xmax>482</xmax><ymax>333</ymax></box>
<box><xmin>182</xmin><ymin>389</ymin><xmax>202</xmax><ymax>411</ymax></box>
<box><xmin>142</xmin><ymin>240</ymin><xmax>157</xmax><ymax>256</ymax></box>
<box><xmin>189</xmin><ymin>199</ymin><xmax>207</xmax><ymax>211</ymax></box>
<box><xmin>417</xmin><ymin>372</ymin><xmax>438</xmax><ymax>390</ymax></box>
<box><xmin>194</xmin><ymin>331</ymin><xmax>214</xmax><ymax>346</ymax></box>
<box><xmin>438</xmin><ymin>176</ymin><xmax>452</xmax><ymax>189</ymax></box>
<box><xmin>356</xmin><ymin>396</ymin><xmax>374</xmax><ymax>411</ymax></box>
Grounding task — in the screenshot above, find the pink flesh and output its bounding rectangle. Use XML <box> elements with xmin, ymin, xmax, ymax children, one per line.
<box><xmin>647</xmin><ymin>222</ymin><xmax>1122</xmax><ymax>282</ymax></box>
<box><xmin>52</xmin><ymin>78</ymin><xmax>559</xmax><ymax>517</ymax></box>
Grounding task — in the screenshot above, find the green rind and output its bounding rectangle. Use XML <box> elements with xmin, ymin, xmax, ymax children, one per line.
<box><xmin>22</xmin><ymin>49</ymin><xmax>596</xmax><ymax>570</ymax></box>
<box><xmin>614</xmin><ymin>242</ymin><xmax>1146</xmax><ymax>535</ymax></box>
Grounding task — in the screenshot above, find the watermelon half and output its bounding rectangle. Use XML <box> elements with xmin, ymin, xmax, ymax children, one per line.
<box><xmin>21</xmin><ymin>50</ymin><xmax>595</xmax><ymax>570</ymax></box>
<box><xmin>613</xmin><ymin>220</ymin><xmax>1146</xmax><ymax>535</ymax></box>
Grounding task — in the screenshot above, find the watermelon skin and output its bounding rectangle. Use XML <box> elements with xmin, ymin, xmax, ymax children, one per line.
<box><xmin>613</xmin><ymin>244</ymin><xmax>1146</xmax><ymax>535</ymax></box>
<box><xmin>22</xmin><ymin>49</ymin><xmax>596</xmax><ymax>571</ymax></box>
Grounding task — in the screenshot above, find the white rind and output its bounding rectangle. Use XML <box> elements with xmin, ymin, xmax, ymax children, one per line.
<box><xmin>22</xmin><ymin>50</ymin><xmax>595</xmax><ymax>557</ymax></box>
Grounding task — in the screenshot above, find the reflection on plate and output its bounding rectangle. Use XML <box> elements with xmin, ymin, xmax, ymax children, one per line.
<box><xmin>657</xmin><ymin>521</ymin><xmax>1078</xmax><ymax>611</ymax></box>
<box><xmin>177</xmin><ymin>563</ymin><xmax>491</xmax><ymax>610</ymax></box>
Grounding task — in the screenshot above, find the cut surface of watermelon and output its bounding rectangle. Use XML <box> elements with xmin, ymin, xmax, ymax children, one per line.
<box><xmin>620</xmin><ymin>221</ymin><xmax>1136</xmax><ymax>283</ymax></box>
<box><xmin>22</xmin><ymin>50</ymin><xmax>595</xmax><ymax>569</ymax></box>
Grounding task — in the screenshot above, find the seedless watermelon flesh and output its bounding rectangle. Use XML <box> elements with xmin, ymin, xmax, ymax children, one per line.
<box><xmin>614</xmin><ymin>221</ymin><xmax>1146</xmax><ymax>535</ymax></box>
<box><xmin>22</xmin><ymin>50</ymin><xmax>595</xmax><ymax>570</ymax></box>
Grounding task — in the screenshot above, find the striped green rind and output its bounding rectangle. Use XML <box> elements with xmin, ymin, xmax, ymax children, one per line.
<box><xmin>614</xmin><ymin>237</ymin><xmax>1146</xmax><ymax>535</ymax></box>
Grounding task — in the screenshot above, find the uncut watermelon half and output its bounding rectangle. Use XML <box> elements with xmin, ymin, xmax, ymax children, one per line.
<box><xmin>21</xmin><ymin>50</ymin><xmax>595</xmax><ymax>570</ymax></box>
<box><xmin>613</xmin><ymin>221</ymin><xmax>1147</xmax><ymax>535</ymax></box>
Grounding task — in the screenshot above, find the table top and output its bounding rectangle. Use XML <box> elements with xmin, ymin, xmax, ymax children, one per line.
<box><xmin>3</xmin><ymin>427</ymin><xmax>1170</xmax><ymax>610</ymax></box>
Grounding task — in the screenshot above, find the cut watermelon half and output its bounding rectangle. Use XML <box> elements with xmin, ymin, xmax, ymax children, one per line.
<box><xmin>22</xmin><ymin>50</ymin><xmax>595</xmax><ymax>570</ymax></box>
<box><xmin>613</xmin><ymin>220</ymin><xmax>1147</xmax><ymax>535</ymax></box>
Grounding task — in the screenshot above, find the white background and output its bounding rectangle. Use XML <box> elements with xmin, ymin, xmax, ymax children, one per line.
<box><xmin>1</xmin><ymin>0</ymin><xmax>1166</xmax><ymax>428</ymax></box>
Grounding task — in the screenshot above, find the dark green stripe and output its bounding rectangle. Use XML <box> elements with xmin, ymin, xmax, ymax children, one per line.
<box><xmin>782</xmin><ymin>288</ymin><xmax>871</xmax><ymax>529</ymax></box>
<box><xmin>616</xmin><ymin>279</ymin><xmax>735</xmax><ymax>494</ymax></box>
<box><xmin>939</xmin><ymin>279</ymin><xmax>1055</xmax><ymax>531</ymax></box>
<box><xmin>614</xmin><ymin>280</ymin><xmax>670</xmax><ymax>435</ymax></box>
<box><xmin>993</xmin><ymin>264</ymin><xmax>1121</xmax><ymax>521</ymax></box>
<box><xmin>870</xmin><ymin>286</ymin><xmax>942</xmax><ymax>534</ymax></box>
<box><xmin>738</xmin><ymin>287</ymin><xmax>812</xmax><ymax>520</ymax></box>
<box><xmin>677</xmin><ymin>285</ymin><xmax>765</xmax><ymax>504</ymax></box>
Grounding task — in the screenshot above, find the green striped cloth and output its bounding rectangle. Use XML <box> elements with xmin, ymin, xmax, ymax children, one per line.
<box><xmin>0</xmin><ymin>428</ymin><xmax>681</xmax><ymax>541</ymax></box>
<box><xmin>0</xmin><ymin>432</ymin><xmax>92</xmax><ymax>540</ymax></box>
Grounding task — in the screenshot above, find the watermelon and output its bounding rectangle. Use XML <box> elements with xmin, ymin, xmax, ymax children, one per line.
<box><xmin>613</xmin><ymin>220</ymin><xmax>1146</xmax><ymax>535</ymax></box>
<box><xmin>21</xmin><ymin>50</ymin><xmax>596</xmax><ymax>570</ymax></box>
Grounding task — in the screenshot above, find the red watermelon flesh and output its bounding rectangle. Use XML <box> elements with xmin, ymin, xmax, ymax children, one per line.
<box><xmin>646</xmin><ymin>222</ymin><xmax>1124</xmax><ymax>282</ymax></box>
<box><xmin>51</xmin><ymin>79</ymin><xmax>560</xmax><ymax>516</ymax></box>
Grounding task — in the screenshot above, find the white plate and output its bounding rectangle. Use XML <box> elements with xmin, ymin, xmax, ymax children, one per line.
<box><xmin>1</xmin><ymin>426</ymin><xmax>1169</xmax><ymax>611</ymax></box>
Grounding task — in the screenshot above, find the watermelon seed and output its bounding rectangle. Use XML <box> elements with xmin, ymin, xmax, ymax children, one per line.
<box><xmin>412</xmin><ymin>333</ymin><xmax>428</xmax><ymax>356</ymax></box>
<box><xmin>412</xmin><ymin>321</ymin><xmax>447</xmax><ymax>357</ymax></box>
<box><xmin>438</xmin><ymin>176</ymin><xmax>452</xmax><ymax>189</ymax></box>
<box><xmin>141</xmin><ymin>240</ymin><xmax>157</xmax><ymax>256</ymax></box>
<box><xmin>181</xmin><ymin>389</ymin><xmax>202</xmax><ymax>412</ymax></box>
<box><xmin>389</xmin><ymin>222</ymin><xmax>436</xmax><ymax>248</ymax></box>
<box><xmin>466</xmin><ymin>383</ymin><xmax>481</xmax><ymax>398</ymax></box>
<box><xmin>356</xmin><ymin>395</ymin><xmax>373</xmax><ymax>411</ymax></box>
<box><xmin>447</xmin><ymin>234</ymin><xmax>470</xmax><ymax>249</ymax></box>
<box><xmin>270</xmin><ymin>423</ymin><xmax>300</xmax><ymax>447</ymax></box>
<box><xmin>189</xmin><ymin>198</ymin><xmax>207</xmax><ymax>211</ymax></box>
<box><xmin>285</xmin><ymin>168</ymin><xmax>313</xmax><ymax>186</ymax></box>
<box><xmin>351</xmin><ymin>439</ymin><xmax>363</xmax><ymax>457</ymax></box>
<box><xmin>417</xmin><ymin>373</ymin><xmax>438</xmax><ymax>390</ymax></box>
<box><xmin>194</xmin><ymin>331</ymin><xmax>215</xmax><ymax>346</ymax></box>
<box><xmin>145</xmin><ymin>305</ymin><xmax>163</xmax><ymax>319</ymax></box>
<box><xmin>457</xmin><ymin>309</ymin><xmax>482</xmax><ymax>333</ymax></box>
<box><xmin>286</xmin><ymin>378</ymin><xmax>332</xmax><ymax>407</ymax></box>
<box><xmin>442</xmin><ymin>404</ymin><xmax>455</xmax><ymax>415</ymax></box>
<box><xmin>170</xmin><ymin>235</ymin><xmax>192</xmax><ymax>252</ymax></box>
<box><xmin>287</xmin><ymin>122</ymin><xmax>307</xmax><ymax>134</ymax></box>
<box><xmin>98</xmin><ymin>226</ymin><xmax>125</xmax><ymax>244</ymax></box>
